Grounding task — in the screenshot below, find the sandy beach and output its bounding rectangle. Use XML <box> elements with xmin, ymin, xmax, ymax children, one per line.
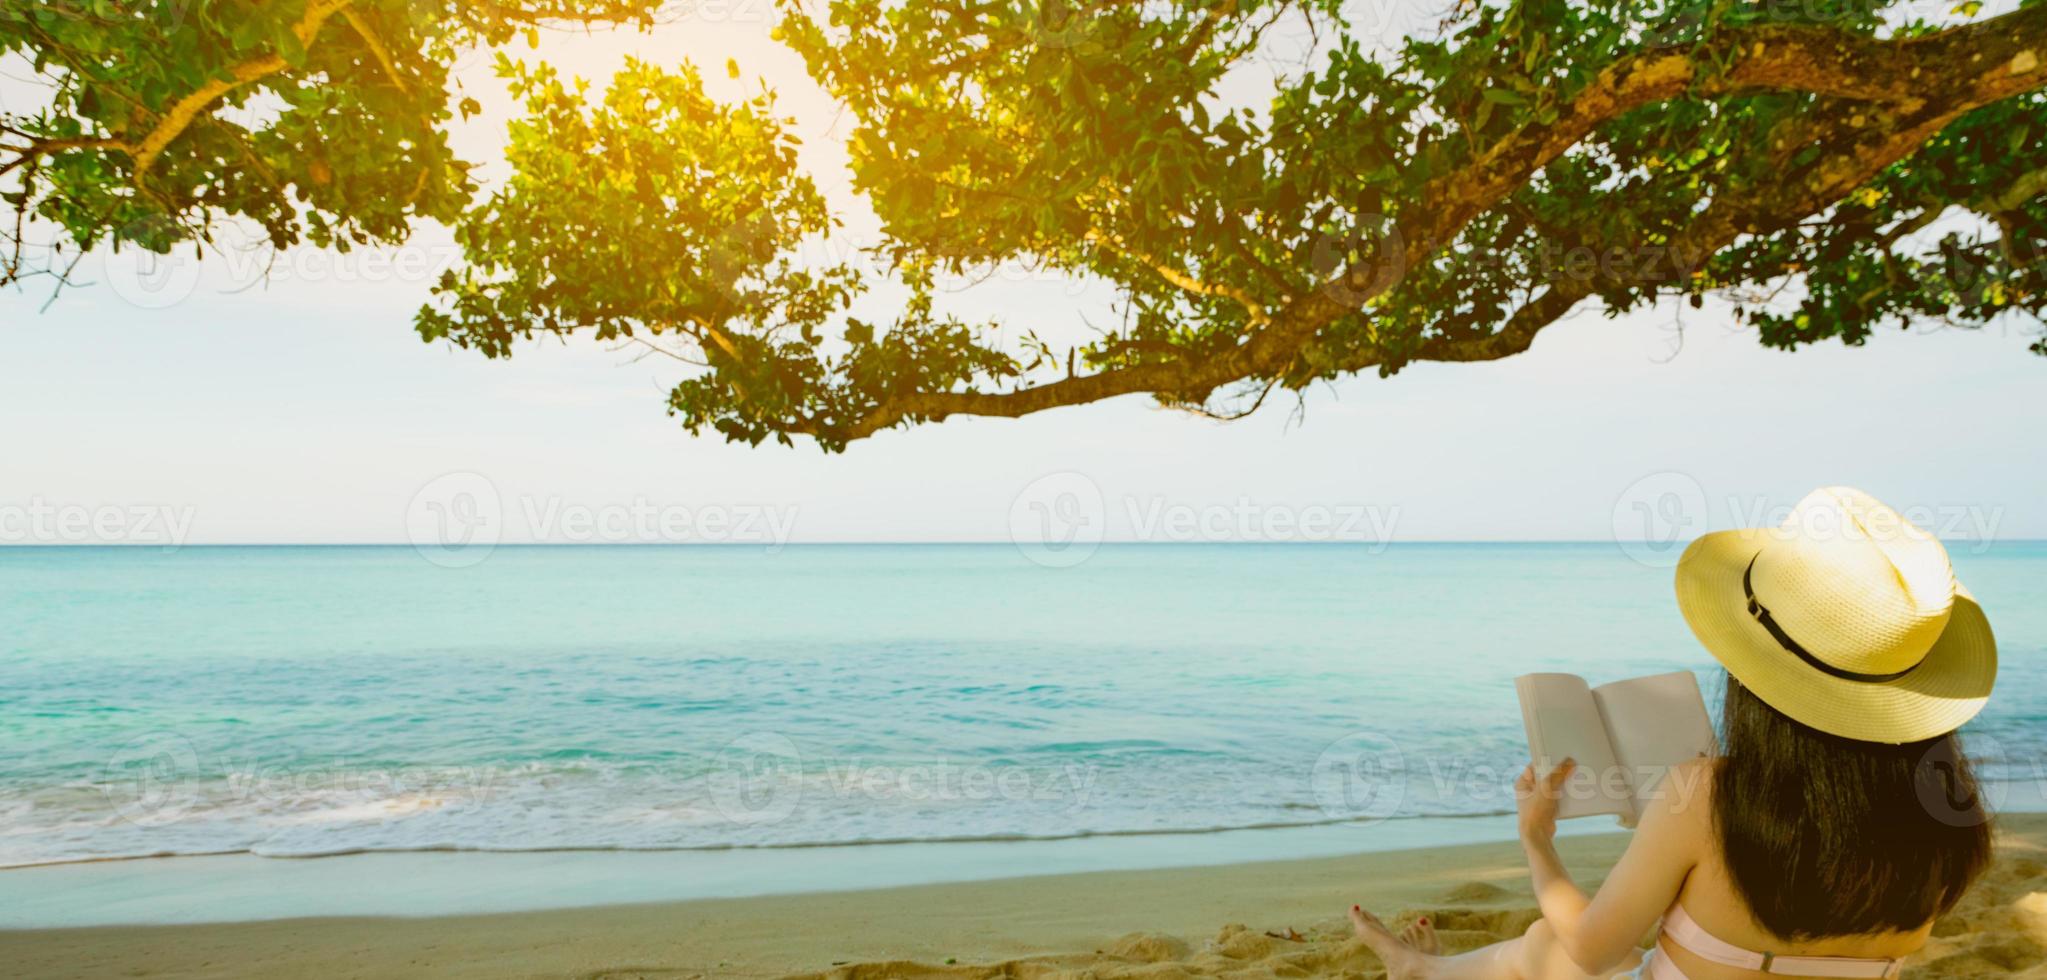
<box><xmin>1</xmin><ymin>812</ymin><xmax>2040</xmax><ymax>979</ymax></box>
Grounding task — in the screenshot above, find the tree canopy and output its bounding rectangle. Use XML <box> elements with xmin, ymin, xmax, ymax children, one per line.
<box><xmin>5</xmin><ymin>0</ymin><xmax>2044</xmax><ymax>449</ymax></box>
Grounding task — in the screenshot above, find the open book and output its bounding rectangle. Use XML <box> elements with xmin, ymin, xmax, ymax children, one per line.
<box><xmin>1514</xmin><ymin>671</ymin><xmax>1716</xmax><ymax>827</ymax></box>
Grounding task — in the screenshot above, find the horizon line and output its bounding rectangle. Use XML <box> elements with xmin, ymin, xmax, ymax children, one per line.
<box><xmin>3</xmin><ymin>539</ymin><xmax>2041</xmax><ymax>548</ymax></box>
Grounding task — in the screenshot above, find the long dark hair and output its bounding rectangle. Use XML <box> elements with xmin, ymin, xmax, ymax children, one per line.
<box><xmin>1712</xmin><ymin>673</ymin><xmax>1993</xmax><ymax>939</ymax></box>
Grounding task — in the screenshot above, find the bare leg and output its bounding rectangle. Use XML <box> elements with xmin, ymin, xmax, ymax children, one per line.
<box><xmin>1348</xmin><ymin>906</ymin><xmax>1643</xmax><ymax>980</ymax></box>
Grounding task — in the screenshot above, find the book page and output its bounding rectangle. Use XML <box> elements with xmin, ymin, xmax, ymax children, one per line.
<box><xmin>1590</xmin><ymin>671</ymin><xmax>1717</xmax><ymax>824</ymax></box>
<box><xmin>1514</xmin><ymin>673</ymin><xmax>1629</xmax><ymax>821</ymax></box>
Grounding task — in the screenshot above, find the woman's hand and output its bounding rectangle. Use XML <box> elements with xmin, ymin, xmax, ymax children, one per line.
<box><xmin>1515</xmin><ymin>759</ymin><xmax>1575</xmax><ymax>845</ymax></box>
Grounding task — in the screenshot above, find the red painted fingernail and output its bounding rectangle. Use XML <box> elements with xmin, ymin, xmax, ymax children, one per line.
<box><xmin>1352</xmin><ymin>904</ymin><xmax>1360</xmax><ymax>911</ymax></box>
<box><xmin>1420</xmin><ymin>918</ymin><xmax>1428</xmax><ymax>926</ymax></box>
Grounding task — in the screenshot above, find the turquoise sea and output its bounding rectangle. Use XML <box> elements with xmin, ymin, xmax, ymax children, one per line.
<box><xmin>3</xmin><ymin>543</ymin><xmax>2043</xmax><ymax>881</ymax></box>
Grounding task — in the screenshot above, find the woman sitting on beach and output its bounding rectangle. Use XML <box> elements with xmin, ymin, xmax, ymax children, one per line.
<box><xmin>1350</xmin><ymin>487</ymin><xmax>1997</xmax><ymax>980</ymax></box>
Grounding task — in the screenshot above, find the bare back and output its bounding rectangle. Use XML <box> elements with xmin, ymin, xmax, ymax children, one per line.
<box><xmin>1654</xmin><ymin>761</ymin><xmax>1933</xmax><ymax>980</ymax></box>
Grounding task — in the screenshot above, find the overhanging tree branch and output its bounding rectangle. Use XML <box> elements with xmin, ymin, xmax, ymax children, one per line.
<box><xmin>1</xmin><ymin>0</ymin><xmax>665</xmax><ymax>295</ymax></box>
<box><xmin>13</xmin><ymin>0</ymin><xmax>2044</xmax><ymax>449</ymax></box>
<box><xmin>129</xmin><ymin>0</ymin><xmax>358</xmax><ymax>180</ymax></box>
<box><xmin>812</xmin><ymin>6</ymin><xmax>2047</xmax><ymax>443</ymax></box>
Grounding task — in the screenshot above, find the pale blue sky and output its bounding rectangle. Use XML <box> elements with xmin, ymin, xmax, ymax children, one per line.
<box><xmin>1</xmin><ymin>9</ymin><xmax>2040</xmax><ymax>546</ymax></box>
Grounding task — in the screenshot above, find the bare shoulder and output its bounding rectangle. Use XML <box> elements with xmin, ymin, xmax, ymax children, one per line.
<box><xmin>1641</xmin><ymin>757</ymin><xmax>1716</xmax><ymax>848</ymax></box>
<box><xmin>1667</xmin><ymin>755</ymin><xmax>1717</xmax><ymax>796</ymax></box>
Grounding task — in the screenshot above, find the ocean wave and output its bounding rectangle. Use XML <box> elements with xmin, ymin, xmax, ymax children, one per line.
<box><xmin>5</xmin><ymin>749</ymin><xmax>2040</xmax><ymax>870</ymax></box>
<box><xmin>0</xmin><ymin>750</ymin><xmax>1541</xmax><ymax>870</ymax></box>
<box><xmin>0</xmin><ymin>806</ymin><xmax>1524</xmax><ymax>871</ymax></box>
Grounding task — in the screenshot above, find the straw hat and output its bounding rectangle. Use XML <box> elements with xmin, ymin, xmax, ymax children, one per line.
<box><xmin>1674</xmin><ymin>486</ymin><xmax>1996</xmax><ymax>744</ymax></box>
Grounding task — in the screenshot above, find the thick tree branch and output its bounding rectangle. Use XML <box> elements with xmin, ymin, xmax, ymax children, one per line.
<box><xmin>820</xmin><ymin>5</ymin><xmax>2047</xmax><ymax>442</ymax></box>
<box><xmin>344</xmin><ymin>8</ymin><xmax>411</xmax><ymax>95</ymax></box>
<box><xmin>0</xmin><ymin>135</ymin><xmax>130</xmax><ymax>178</ymax></box>
<box><xmin>129</xmin><ymin>0</ymin><xmax>356</xmax><ymax>180</ymax></box>
<box><xmin>1411</xmin><ymin>79</ymin><xmax>2002</xmax><ymax>366</ymax></box>
<box><xmin>27</xmin><ymin>0</ymin><xmax>647</xmax><ymax>186</ymax></box>
<box><xmin>1983</xmin><ymin>164</ymin><xmax>2047</xmax><ymax>213</ymax></box>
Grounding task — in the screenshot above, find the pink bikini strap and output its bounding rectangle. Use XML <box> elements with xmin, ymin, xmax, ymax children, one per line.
<box><xmin>1659</xmin><ymin>903</ymin><xmax>1904</xmax><ymax>979</ymax></box>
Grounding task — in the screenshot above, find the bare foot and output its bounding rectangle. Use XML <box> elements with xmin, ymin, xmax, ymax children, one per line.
<box><xmin>1348</xmin><ymin>904</ymin><xmax>1436</xmax><ymax>979</ymax></box>
<box><xmin>1401</xmin><ymin>916</ymin><xmax>1440</xmax><ymax>955</ymax></box>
